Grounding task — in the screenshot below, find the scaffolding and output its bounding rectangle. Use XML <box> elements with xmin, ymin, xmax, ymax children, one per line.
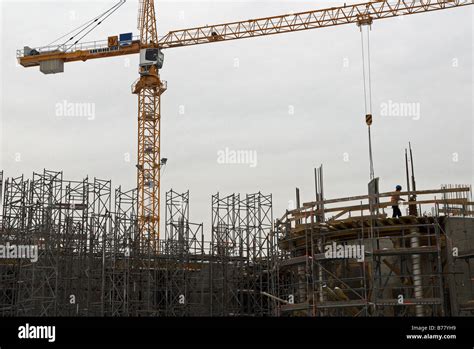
<box><xmin>164</xmin><ymin>189</ymin><xmax>209</xmax><ymax>316</ymax></box>
<box><xmin>210</xmin><ymin>192</ymin><xmax>275</xmax><ymax>316</ymax></box>
<box><xmin>0</xmin><ymin>169</ymin><xmax>472</xmax><ymax>317</ymax></box>
<box><xmin>0</xmin><ymin>170</ymin><xmax>158</xmax><ymax>316</ymax></box>
<box><xmin>274</xmin><ymin>179</ymin><xmax>474</xmax><ymax>317</ymax></box>
<box><xmin>0</xmin><ymin>171</ymin><xmax>276</xmax><ymax>316</ymax></box>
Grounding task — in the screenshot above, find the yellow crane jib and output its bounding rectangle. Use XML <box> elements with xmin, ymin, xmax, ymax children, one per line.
<box><xmin>18</xmin><ymin>0</ymin><xmax>472</xmax><ymax>74</ymax></box>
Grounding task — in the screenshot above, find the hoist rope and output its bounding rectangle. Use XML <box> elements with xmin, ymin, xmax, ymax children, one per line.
<box><xmin>360</xmin><ymin>26</ymin><xmax>375</xmax><ymax>181</ymax></box>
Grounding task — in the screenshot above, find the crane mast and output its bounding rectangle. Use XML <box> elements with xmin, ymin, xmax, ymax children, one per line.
<box><xmin>134</xmin><ymin>0</ymin><xmax>165</xmax><ymax>251</ymax></box>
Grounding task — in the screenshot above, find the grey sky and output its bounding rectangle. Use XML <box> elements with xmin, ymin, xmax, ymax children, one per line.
<box><xmin>0</xmin><ymin>0</ymin><xmax>472</xmax><ymax>233</ymax></box>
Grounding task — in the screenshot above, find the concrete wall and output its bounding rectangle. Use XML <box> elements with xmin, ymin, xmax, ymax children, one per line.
<box><xmin>443</xmin><ymin>217</ymin><xmax>474</xmax><ymax>316</ymax></box>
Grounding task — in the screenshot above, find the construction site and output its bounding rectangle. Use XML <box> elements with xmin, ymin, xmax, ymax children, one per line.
<box><xmin>0</xmin><ymin>165</ymin><xmax>472</xmax><ymax>317</ymax></box>
<box><xmin>0</xmin><ymin>0</ymin><xmax>473</xmax><ymax>318</ymax></box>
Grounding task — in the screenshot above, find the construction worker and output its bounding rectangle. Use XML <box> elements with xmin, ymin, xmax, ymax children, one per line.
<box><xmin>391</xmin><ymin>185</ymin><xmax>405</xmax><ymax>218</ymax></box>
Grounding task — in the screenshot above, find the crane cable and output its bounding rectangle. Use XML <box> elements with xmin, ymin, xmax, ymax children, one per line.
<box><xmin>48</xmin><ymin>0</ymin><xmax>126</xmax><ymax>48</ymax></box>
<box><xmin>65</xmin><ymin>0</ymin><xmax>126</xmax><ymax>51</ymax></box>
<box><xmin>46</xmin><ymin>0</ymin><xmax>126</xmax><ymax>52</ymax></box>
<box><xmin>46</xmin><ymin>11</ymin><xmax>108</xmax><ymax>47</ymax></box>
<box><xmin>360</xmin><ymin>25</ymin><xmax>375</xmax><ymax>181</ymax></box>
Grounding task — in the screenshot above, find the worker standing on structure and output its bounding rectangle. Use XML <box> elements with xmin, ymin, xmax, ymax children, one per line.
<box><xmin>391</xmin><ymin>185</ymin><xmax>405</xmax><ymax>218</ymax></box>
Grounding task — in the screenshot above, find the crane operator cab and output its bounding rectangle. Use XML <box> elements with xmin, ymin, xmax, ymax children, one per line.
<box><xmin>139</xmin><ymin>48</ymin><xmax>164</xmax><ymax>75</ymax></box>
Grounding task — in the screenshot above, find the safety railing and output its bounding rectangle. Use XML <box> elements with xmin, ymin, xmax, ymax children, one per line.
<box><xmin>17</xmin><ymin>35</ymin><xmax>141</xmax><ymax>58</ymax></box>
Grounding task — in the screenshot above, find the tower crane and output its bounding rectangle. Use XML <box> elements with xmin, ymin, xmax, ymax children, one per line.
<box><xmin>17</xmin><ymin>0</ymin><xmax>472</xmax><ymax>251</ymax></box>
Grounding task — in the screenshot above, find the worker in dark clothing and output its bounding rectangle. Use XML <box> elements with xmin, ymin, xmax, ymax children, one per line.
<box><xmin>391</xmin><ymin>185</ymin><xmax>405</xmax><ymax>218</ymax></box>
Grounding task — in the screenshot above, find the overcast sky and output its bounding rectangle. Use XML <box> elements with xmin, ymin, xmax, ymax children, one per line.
<box><xmin>0</xmin><ymin>0</ymin><xmax>472</xmax><ymax>233</ymax></box>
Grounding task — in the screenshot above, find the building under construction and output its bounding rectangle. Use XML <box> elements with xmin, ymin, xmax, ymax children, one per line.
<box><xmin>5</xmin><ymin>0</ymin><xmax>472</xmax><ymax>319</ymax></box>
<box><xmin>0</xmin><ymin>168</ymin><xmax>472</xmax><ymax>317</ymax></box>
